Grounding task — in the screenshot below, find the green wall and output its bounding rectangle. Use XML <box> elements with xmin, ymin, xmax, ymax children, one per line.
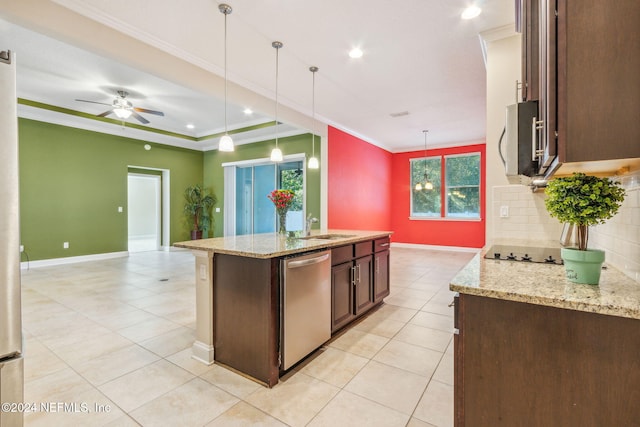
<box><xmin>203</xmin><ymin>133</ymin><xmax>322</xmax><ymax>238</ymax></box>
<box><xmin>19</xmin><ymin>118</ymin><xmax>204</xmax><ymax>261</ymax></box>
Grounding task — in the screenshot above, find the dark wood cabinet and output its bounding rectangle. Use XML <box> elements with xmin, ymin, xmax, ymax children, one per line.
<box><xmin>331</xmin><ymin>261</ymin><xmax>356</xmax><ymax>331</ymax></box>
<box><xmin>331</xmin><ymin>238</ymin><xmax>389</xmax><ymax>333</ymax></box>
<box><xmin>454</xmin><ymin>293</ymin><xmax>640</xmax><ymax>426</ymax></box>
<box><xmin>518</xmin><ymin>0</ymin><xmax>539</xmax><ymax>102</ymax></box>
<box><xmin>354</xmin><ymin>255</ymin><xmax>374</xmax><ymax>314</ymax></box>
<box><xmin>373</xmin><ymin>238</ymin><xmax>390</xmax><ymax>303</ymax></box>
<box><xmin>523</xmin><ymin>0</ymin><xmax>640</xmax><ymax>176</ymax></box>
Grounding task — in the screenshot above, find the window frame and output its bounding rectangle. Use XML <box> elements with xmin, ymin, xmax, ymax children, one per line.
<box><xmin>409</xmin><ymin>151</ymin><xmax>481</xmax><ymax>221</ymax></box>
<box><xmin>444</xmin><ymin>152</ymin><xmax>481</xmax><ymax>220</ymax></box>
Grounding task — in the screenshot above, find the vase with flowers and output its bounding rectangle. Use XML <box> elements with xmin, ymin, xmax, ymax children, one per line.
<box><xmin>268</xmin><ymin>189</ymin><xmax>295</xmax><ymax>235</ymax></box>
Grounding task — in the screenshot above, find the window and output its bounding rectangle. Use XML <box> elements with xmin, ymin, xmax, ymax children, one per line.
<box><xmin>411</xmin><ymin>157</ymin><xmax>441</xmax><ymax>217</ymax></box>
<box><xmin>446</xmin><ymin>154</ymin><xmax>480</xmax><ymax>218</ymax></box>
<box><xmin>410</xmin><ymin>152</ymin><xmax>480</xmax><ymax>219</ymax></box>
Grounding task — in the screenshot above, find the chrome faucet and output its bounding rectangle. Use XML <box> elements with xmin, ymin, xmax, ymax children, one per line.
<box><xmin>305</xmin><ymin>214</ymin><xmax>318</xmax><ymax>236</ymax></box>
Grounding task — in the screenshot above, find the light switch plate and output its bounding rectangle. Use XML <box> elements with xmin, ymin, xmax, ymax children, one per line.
<box><xmin>118</xmin><ymin>206</ymin><xmax>123</xmax><ymax>212</ymax></box>
<box><xmin>500</xmin><ymin>205</ymin><xmax>509</xmax><ymax>218</ymax></box>
<box><xmin>215</xmin><ymin>207</ymin><xmax>220</xmax><ymax>213</ymax></box>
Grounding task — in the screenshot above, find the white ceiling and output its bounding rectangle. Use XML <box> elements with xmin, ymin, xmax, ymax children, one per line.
<box><xmin>0</xmin><ymin>0</ymin><xmax>515</xmax><ymax>152</ymax></box>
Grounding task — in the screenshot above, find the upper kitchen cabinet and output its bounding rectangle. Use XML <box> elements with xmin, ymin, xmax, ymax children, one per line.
<box><xmin>517</xmin><ymin>0</ymin><xmax>539</xmax><ymax>102</ymax></box>
<box><xmin>521</xmin><ymin>0</ymin><xmax>640</xmax><ymax>177</ymax></box>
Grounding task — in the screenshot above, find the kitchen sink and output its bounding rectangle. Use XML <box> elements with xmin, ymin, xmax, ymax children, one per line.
<box><xmin>297</xmin><ymin>234</ymin><xmax>356</xmax><ymax>241</ymax></box>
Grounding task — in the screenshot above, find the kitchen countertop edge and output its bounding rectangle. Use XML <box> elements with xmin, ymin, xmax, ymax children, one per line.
<box><xmin>450</xmin><ymin>253</ymin><xmax>640</xmax><ymax>320</ymax></box>
<box><xmin>173</xmin><ymin>230</ymin><xmax>393</xmax><ymax>259</ymax></box>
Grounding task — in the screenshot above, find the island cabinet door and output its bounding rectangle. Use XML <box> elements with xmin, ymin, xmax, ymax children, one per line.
<box><xmin>354</xmin><ymin>255</ymin><xmax>374</xmax><ymax>315</ymax></box>
<box><xmin>373</xmin><ymin>249</ymin><xmax>390</xmax><ymax>302</ymax></box>
<box><xmin>331</xmin><ymin>261</ymin><xmax>355</xmax><ymax>332</ymax></box>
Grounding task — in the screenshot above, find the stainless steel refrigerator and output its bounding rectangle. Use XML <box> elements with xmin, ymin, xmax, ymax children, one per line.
<box><xmin>0</xmin><ymin>49</ymin><xmax>24</xmax><ymax>427</ymax></box>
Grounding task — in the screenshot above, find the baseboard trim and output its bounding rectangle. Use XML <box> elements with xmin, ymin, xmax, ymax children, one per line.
<box><xmin>391</xmin><ymin>242</ymin><xmax>481</xmax><ymax>253</ymax></box>
<box><xmin>21</xmin><ymin>251</ymin><xmax>129</xmax><ymax>269</ymax></box>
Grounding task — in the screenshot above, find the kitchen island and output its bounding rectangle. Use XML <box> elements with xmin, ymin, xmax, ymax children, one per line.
<box><xmin>450</xmin><ymin>251</ymin><xmax>640</xmax><ymax>426</ymax></box>
<box><xmin>174</xmin><ymin>230</ymin><xmax>392</xmax><ymax>387</ymax></box>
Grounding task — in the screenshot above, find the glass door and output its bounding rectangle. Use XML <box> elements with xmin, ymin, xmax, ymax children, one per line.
<box><xmin>231</xmin><ymin>159</ymin><xmax>304</xmax><ymax>236</ymax></box>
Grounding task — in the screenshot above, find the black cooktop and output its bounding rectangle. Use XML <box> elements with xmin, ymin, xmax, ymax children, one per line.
<box><xmin>484</xmin><ymin>244</ymin><xmax>563</xmax><ymax>265</ymax></box>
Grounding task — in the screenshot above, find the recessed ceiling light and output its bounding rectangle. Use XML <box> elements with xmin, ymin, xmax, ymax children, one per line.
<box><xmin>349</xmin><ymin>47</ymin><xmax>363</xmax><ymax>59</ymax></box>
<box><xmin>243</xmin><ymin>108</ymin><xmax>253</xmax><ymax>115</ymax></box>
<box><xmin>461</xmin><ymin>5</ymin><xmax>482</xmax><ymax>19</ymax></box>
<box><xmin>186</xmin><ymin>123</ymin><xmax>195</xmax><ymax>129</ymax></box>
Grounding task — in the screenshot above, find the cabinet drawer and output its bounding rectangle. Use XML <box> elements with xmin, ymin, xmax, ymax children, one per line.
<box><xmin>355</xmin><ymin>241</ymin><xmax>372</xmax><ymax>258</ymax></box>
<box><xmin>331</xmin><ymin>245</ymin><xmax>353</xmax><ymax>266</ymax></box>
<box><xmin>374</xmin><ymin>237</ymin><xmax>390</xmax><ymax>252</ymax></box>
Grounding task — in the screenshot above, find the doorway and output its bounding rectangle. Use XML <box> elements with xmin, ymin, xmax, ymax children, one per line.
<box><xmin>127</xmin><ymin>173</ymin><xmax>161</xmax><ymax>252</ymax></box>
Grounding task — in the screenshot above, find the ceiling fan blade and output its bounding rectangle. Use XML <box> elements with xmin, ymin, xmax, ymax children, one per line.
<box><xmin>131</xmin><ymin>111</ymin><xmax>150</xmax><ymax>124</ymax></box>
<box><xmin>97</xmin><ymin>110</ymin><xmax>114</xmax><ymax>117</ymax></box>
<box><xmin>134</xmin><ymin>107</ymin><xmax>164</xmax><ymax>116</ymax></box>
<box><xmin>76</xmin><ymin>99</ymin><xmax>112</xmax><ymax>107</ymax></box>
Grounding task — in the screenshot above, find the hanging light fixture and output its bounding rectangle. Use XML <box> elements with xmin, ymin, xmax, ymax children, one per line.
<box><xmin>270</xmin><ymin>41</ymin><xmax>284</xmax><ymax>162</ymax></box>
<box><xmin>308</xmin><ymin>66</ymin><xmax>319</xmax><ymax>169</ymax></box>
<box><xmin>218</xmin><ymin>4</ymin><xmax>234</xmax><ymax>152</ymax></box>
<box><xmin>415</xmin><ymin>130</ymin><xmax>433</xmax><ymax>191</ymax></box>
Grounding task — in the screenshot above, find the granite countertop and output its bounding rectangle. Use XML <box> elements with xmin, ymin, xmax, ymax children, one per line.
<box><xmin>174</xmin><ymin>229</ymin><xmax>392</xmax><ymax>259</ymax></box>
<box><xmin>450</xmin><ymin>252</ymin><xmax>640</xmax><ymax>320</ymax></box>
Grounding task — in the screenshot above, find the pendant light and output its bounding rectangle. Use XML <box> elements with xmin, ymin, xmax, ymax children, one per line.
<box><xmin>308</xmin><ymin>66</ymin><xmax>319</xmax><ymax>169</ymax></box>
<box><xmin>415</xmin><ymin>130</ymin><xmax>433</xmax><ymax>191</ymax></box>
<box><xmin>218</xmin><ymin>4</ymin><xmax>234</xmax><ymax>152</ymax></box>
<box><xmin>270</xmin><ymin>41</ymin><xmax>284</xmax><ymax>162</ymax></box>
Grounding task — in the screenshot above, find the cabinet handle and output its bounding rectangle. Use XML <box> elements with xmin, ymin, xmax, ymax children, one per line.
<box><xmin>380</xmin><ymin>242</ymin><xmax>390</xmax><ymax>247</ymax></box>
<box><xmin>375</xmin><ymin>257</ymin><xmax>379</xmax><ymax>274</ymax></box>
<box><xmin>532</xmin><ymin>116</ymin><xmax>544</xmax><ymax>161</ymax></box>
<box><xmin>351</xmin><ymin>266</ymin><xmax>356</xmax><ymax>286</ymax></box>
<box><xmin>356</xmin><ymin>264</ymin><xmax>361</xmax><ymax>283</ymax></box>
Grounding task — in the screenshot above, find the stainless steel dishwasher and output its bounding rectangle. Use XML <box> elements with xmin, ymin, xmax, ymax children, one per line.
<box><xmin>281</xmin><ymin>250</ymin><xmax>331</xmax><ymax>370</ymax></box>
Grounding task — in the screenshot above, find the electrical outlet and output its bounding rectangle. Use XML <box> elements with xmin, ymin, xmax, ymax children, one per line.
<box><xmin>63</xmin><ymin>242</ymin><xmax>69</xmax><ymax>249</ymax></box>
<box><xmin>500</xmin><ymin>206</ymin><xmax>509</xmax><ymax>218</ymax></box>
<box><xmin>215</xmin><ymin>207</ymin><xmax>221</xmax><ymax>213</ymax></box>
<box><xmin>118</xmin><ymin>206</ymin><xmax>123</xmax><ymax>213</ymax></box>
<box><xmin>20</xmin><ymin>245</ymin><xmax>24</xmax><ymax>253</ymax></box>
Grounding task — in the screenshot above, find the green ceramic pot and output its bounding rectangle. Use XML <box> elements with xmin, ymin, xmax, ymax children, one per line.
<box><xmin>561</xmin><ymin>247</ymin><xmax>605</xmax><ymax>285</ymax></box>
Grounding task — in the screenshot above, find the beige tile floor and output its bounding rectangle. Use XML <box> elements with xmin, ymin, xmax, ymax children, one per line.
<box><xmin>20</xmin><ymin>247</ymin><xmax>476</xmax><ymax>427</ymax></box>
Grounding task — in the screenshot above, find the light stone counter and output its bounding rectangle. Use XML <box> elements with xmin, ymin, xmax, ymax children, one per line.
<box><xmin>174</xmin><ymin>229</ymin><xmax>392</xmax><ymax>258</ymax></box>
<box><xmin>450</xmin><ymin>253</ymin><xmax>640</xmax><ymax>320</ymax></box>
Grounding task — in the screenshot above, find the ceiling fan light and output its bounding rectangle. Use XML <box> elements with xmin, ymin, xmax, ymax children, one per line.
<box><xmin>425</xmin><ymin>181</ymin><xmax>434</xmax><ymax>190</ymax></box>
<box><xmin>219</xmin><ymin>134</ymin><xmax>234</xmax><ymax>152</ymax></box>
<box><xmin>415</xmin><ymin>182</ymin><xmax>423</xmax><ymax>191</ymax></box>
<box><xmin>114</xmin><ymin>108</ymin><xmax>132</xmax><ymax>119</ymax></box>
<box><xmin>308</xmin><ymin>156</ymin><xmax>319</xmax><ymax>169</ymax></box>
<box><xmin>270</xmin><ymin>147</ymin><xmax>283</xmax><ymax>162</ymax></box>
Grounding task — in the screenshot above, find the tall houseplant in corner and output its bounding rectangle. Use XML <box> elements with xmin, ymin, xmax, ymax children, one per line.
<box><xmin>544</xmin><ymin>173</ymin><xmax>625</xmax><ymax>284</ymax></box>
<box><xmin>184</xmin><ymin>184</ymin><xmax>216</xmax><ymax>240</ymax></box>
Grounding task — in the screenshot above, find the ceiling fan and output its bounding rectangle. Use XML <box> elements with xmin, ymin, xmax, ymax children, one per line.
<box><xmin>76</xmin><ymin>90</ymin><xmax>164</xmax><ymax>124</ymax></box>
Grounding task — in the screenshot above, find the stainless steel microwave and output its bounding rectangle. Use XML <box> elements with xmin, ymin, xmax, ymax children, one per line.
<box><xmin>501</xmin><ymin>101</ymin><xmax>539</xmax><ymax>182</ymax></box>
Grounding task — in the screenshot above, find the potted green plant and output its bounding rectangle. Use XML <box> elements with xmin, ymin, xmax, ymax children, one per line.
<box><xmin>544</xmin><ymin>173</ymin><xmax>625</xmax><ymax>284</ymax></box>
<box><xmin>184</xmin><ymin>184</ymin><xmax>216</xmax><ymax>240</ymax></box>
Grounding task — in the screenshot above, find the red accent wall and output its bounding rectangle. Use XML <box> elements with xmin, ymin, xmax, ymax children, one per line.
<box><xmin>328</xmin><ymin>126</ymin><xmax>485</xmax><ymax>248</ymax></box>
<box><xmin>328</xmin><ymin>127</ymin><xmax>393</xmax><ymax>230</ymax></box>
<box><xmin>390</xmin><ymin>144</ymin><xmax>486</xmax><ymax>248</ymax></box>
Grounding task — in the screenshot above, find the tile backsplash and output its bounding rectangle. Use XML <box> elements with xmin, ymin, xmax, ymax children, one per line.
<box><xmin>492</xmin><ymin>173</ymin><xmax>640</xmax><ymax>283</ymax></box>
<box><xmin>590</xmin><ymin>173</ymin><xmax>640</xmax><ymax>282</ymax></box>
<box><xmin>492</xmin><ymin>185</ymin><xmax>563</xmax><ymax>243</ymax></box>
